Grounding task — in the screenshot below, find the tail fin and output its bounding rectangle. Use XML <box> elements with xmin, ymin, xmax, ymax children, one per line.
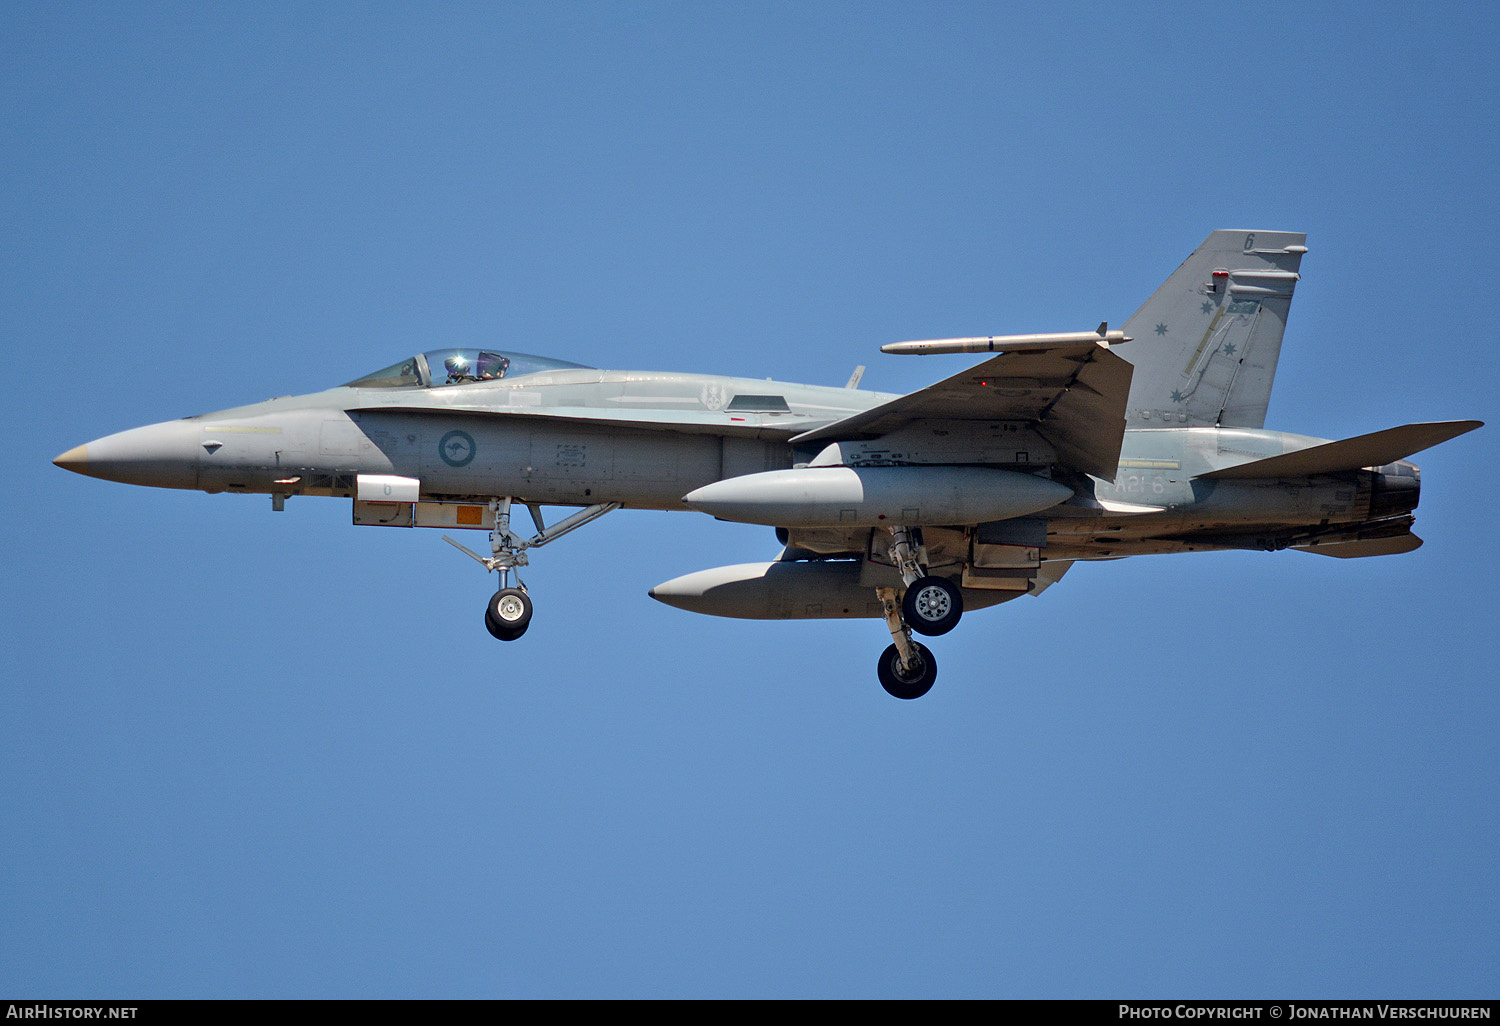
<box><xmin>1122</xmin><ymin>230</ymin><xmax>1306</xmax><ymax>429</ymax></box>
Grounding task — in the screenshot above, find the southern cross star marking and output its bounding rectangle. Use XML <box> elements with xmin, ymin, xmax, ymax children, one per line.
<box><xmin>1169</xmin><ymin>389</ymin><xmax>1185</xmax><ymax>402</ymax></box>
<box><xmin>1222</xmin><ymin>342</ymin><xmax>1237</xmax><ymax>356</ymax></box>
<box><xmin>1200</xmin><ymin>301</ymin><xmax>1213</xmax><ymax>314</ymax></box>
<box><xmin>1155</xmin><ymin>322</ymin><xmax>1168</xmax><ymax>335</ymax></box>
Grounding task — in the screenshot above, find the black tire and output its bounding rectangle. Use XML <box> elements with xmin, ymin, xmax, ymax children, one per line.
<box><xmin>901</xmin><ymin>576</ymin><xmax>963</xmax><ymax>637</ymax></box>
<box><xmin>486</xmin><ymin>588</ymin><xmax>533</xmax><ymax>638</ymax></box>
<box><xmin>484</xmin><ymin>608</ymin><xmax>526</xmax><ymax>641</ymax></box>
<box><xmin>877</xmin><ymin>641</ymin><xmax>937</xmax><ymax>700</ymax></box>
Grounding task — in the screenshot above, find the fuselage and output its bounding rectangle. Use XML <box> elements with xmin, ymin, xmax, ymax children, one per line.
<box><xmin>55</xmin><ymin>359</ymin><xmax>1421</xmax><ymax>563</ymax></box>
<box><xmin>55</xmin><ymin>367</ymin><xmax>887</xmax><ymax>507</ymax></box>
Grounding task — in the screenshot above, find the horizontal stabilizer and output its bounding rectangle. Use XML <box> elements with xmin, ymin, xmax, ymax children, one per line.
<box><xmin>1199</xmin><ymin>420</ymin><xmax>1482</xmax><ymax>479</ymax></box>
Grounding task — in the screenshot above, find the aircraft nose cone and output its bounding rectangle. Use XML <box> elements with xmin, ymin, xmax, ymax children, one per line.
<box><xmin>53</xmin><ymin>445</ymin><xmax>89</xmax><ymax>471</ymax></box>
<box><xmin>54</xmin><ymin>420</ymin><xmax>200</xmax><ymax>490</ymax></box>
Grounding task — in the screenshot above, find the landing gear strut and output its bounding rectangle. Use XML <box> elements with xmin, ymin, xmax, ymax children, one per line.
<box><xmin>872</xmin><ymin>525</ymin><xmax>962</xmax><ymax>698</ymax></box>
<box><xmin>885</xmin><ymin>525</ymin><xmax>963</xmax><ymax>636</ymax></box>
<box><xmin>875</xmin><ymin>585</ymin><xmax>938</xmax><ymax>699</ymax></box>
<box><xmin>445</xmin><ymin>496</ymin><xmax>620</xmax><ymax>642</ymax></box>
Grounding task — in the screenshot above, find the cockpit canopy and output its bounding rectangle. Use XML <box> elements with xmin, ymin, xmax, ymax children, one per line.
<box><xmin>344</xmin><ymin>349</ymin><xmax>594</xmax><ymax>389</ymax></box>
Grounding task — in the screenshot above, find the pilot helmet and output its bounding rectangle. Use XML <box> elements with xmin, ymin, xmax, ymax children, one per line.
<box><xmin>476</xmin><ymin>352</ymin><xmax>511</xmax><ymax>379</ymax></box>
<box><xmin>444</xmin><ymin>355</ymin><xmax>471</xmax><ymax>381</ymax></box>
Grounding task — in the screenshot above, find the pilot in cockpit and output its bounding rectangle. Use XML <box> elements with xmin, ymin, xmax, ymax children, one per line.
<box><xmin>444</xmin><ymin>352</ymin><xmax>510</xmax><ymax>383</ymax></box>
<box><xmin>476</xmin><ymin>352</ymin><xmax>511</xmax><ymax>380</ymax></box>
<box><xmin>443</xmin><ymin>355</ymin><xmax>471</xmax><ymax>383</ymax></box>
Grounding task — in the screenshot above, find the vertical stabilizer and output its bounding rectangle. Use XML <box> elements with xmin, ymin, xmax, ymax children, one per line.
<box><xmin>1122</xmin><ymin>230</ymin><xmax>1306</xmax><ymax>428</ymax></box>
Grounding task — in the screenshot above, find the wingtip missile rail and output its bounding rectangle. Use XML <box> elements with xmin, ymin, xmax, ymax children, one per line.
<box><xmin>880</xmin><ymin>322</ymin><xmax>1131</xmax><ymax>355</ymax></box>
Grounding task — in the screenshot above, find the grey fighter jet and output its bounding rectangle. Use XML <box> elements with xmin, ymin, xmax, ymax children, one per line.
<box><xmin>55</xmin><ymin>230</ymin><xmax>1481</xmax><ymax>699</ymax></box>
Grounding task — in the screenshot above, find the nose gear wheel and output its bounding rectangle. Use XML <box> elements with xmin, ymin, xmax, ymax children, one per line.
<box><xmin>486</xmin><ymin>587</ymin><xmax>533</xmax><ymax>638</ymax></box>
<box><xmin>484</xmin><ymin>608</ymin><xmax>527</xmax><ymax>642</ymax></box>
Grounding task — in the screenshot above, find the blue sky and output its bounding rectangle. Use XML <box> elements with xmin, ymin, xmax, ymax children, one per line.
<box><xmin>3</xmin><ymin>1</ymin><xmax>1497</xmax><ymax>998</ymax></box>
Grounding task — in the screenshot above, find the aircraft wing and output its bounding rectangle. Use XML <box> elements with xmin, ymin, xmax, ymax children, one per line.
<box><xmin>789</xmin><ymin>343</ymin><xmax>1133</xmax><ymax>480</ymax></box>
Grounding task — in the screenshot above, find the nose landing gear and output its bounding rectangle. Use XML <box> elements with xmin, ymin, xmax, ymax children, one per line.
<box><xmin>445</xmin><ymin>496</ymin><xmax>620</xmax><ymax>642</ymax></box>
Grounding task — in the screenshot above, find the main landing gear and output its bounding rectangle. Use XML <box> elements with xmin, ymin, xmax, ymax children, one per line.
<box><xmin>874</xmin><ymin>526</ymin><xmax>963</xmax><ymax>699</ymax></box>
<box><xmin>446</xmin><ymin>497</ymin><xmax>620</xmax><ymax>642</ymax></box>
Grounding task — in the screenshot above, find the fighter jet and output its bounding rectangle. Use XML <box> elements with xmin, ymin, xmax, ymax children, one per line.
<box><xmin>54</xmin><ymin>230</ymin><xmax>1481</xmax><ymax>698</ymax></box>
